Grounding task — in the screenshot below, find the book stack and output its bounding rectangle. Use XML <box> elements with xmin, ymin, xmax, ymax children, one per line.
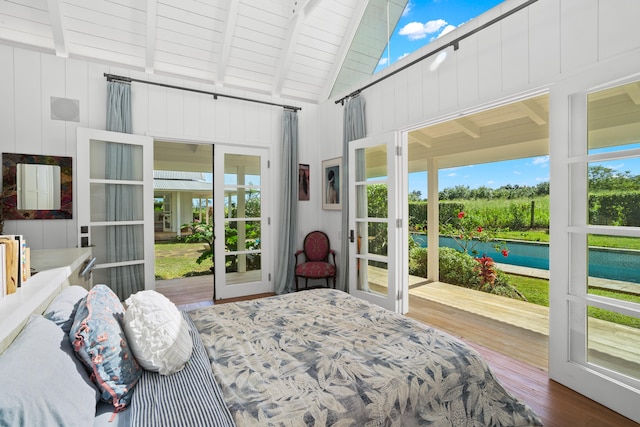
<box><xmin>0</xmin><ymin>235</ymin><xmax>30</xmax><ymax>299</ymax></box>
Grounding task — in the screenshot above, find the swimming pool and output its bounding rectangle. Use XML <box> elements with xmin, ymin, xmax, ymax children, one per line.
<box><xmin>411</xmin><ymin>233</ymin><xmax>640</xmax><ymax>284</ymax></box>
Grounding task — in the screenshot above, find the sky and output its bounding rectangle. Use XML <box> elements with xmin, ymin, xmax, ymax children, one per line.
<box><xmin>374</xmin><ymin>0</ymin><xmax>505</xmax><ymax>73</ymax></box>
<box><xmin>408</xmin><ymin>156</ymin><xmax>550</xmax><ymax>196</ymax></box>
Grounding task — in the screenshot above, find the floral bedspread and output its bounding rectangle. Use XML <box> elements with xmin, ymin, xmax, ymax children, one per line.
<box><xmin>189</xmin><ymin>289</ymin><xmax>542</xmax><ymax>427</ymax></box>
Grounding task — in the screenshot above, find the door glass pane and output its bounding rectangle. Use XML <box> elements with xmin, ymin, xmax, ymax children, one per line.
<box><xmin>357</xmin><ymin>259</ymin><xmax>388</xmax><ymax>296</ymax></box>
<box><xmin>225</xmin><ymin>254</ymin><xmax>261</xmax><ymax>281</ymax></box>
<box><xmin>368</xmin><ymin>183</ymin><xmax>388</xmax><ymax>218</ymax></box>
<box><xmin>588</xmin><ymin>81</ymin><xmax>640</xmax><ymax>154</ymax></box>
<box><xmin>588</xmin><ymin>159</ymin><xmax>640</xmax><ymax>226</ymax></box>
<box><xmin>587</xmin><ymin>306</ymin><xmax>640</xmax><ymax>381</ymax></box>
<box><xmin>224</xmin><ymin>220</ymin><xmax>261</xmax><ymax>251</ymax></box>
<box><xmin>90</xmin><ymin>183</ymin><xmax>143</xmax><ymax>222</ymax></box>
<box><xmin>224</xmin><ymin>189</ymin><xmax>261</xmax><ymax>218</ymax></box>
<box><xmin>587</xmin><ymin>234</ymin><xmax>640</xmax><ymax>301</ymax></box>
<box><xmin>91</xmin><ymin>225</ymin><xmax>144</xmax><ymax>264</ymax></box>
<box><xmin>90</xmin><ymin>140</ymin><xmax>143</xmax><ymax>181</ymax></box>
<box><xmin>368</xmin><ymin>222</ymin><xmax>388</xmax><ymax>257</ymax></box>
<box><xmin>92</xmin><ymin>264</ymin><xmax>145</xmax><ymax>300</ymax></box>
<box><xmin>224</xmin><ymin>154</ymin><xmax>261</xmax><ymax>185</ymax></box>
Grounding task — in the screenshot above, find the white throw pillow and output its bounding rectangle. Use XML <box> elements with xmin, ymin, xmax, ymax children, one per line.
<box><xmin>123</xmin><ymin>290</ymin><xmax>193</xmax><ymax>375</ymax></box>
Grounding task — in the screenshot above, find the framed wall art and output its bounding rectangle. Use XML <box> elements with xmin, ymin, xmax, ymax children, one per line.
<box><xmin>322</xmin><ymin>157</ymin><xmax>341</xmax><ymax>210</ymax></box>
<box><xmin>298</xmin><ymin>163</ymin><xmax>310</xmax><ymax>201</ymax></box>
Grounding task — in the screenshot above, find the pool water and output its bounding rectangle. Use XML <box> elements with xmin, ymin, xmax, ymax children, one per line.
<box><xmin>411</xmin><ymin>234</ymin><xmax>640</xmax><ymax>284</ymax></box>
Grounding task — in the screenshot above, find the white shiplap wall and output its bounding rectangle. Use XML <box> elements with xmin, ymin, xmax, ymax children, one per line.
<box><xmin>0</xmin><ymin>47</ymin><xmax>321</xmax><ymax>251</ymax></box>
<box><xmin>331</xmin><ymin>0</ymin><xmax>640</xmax><ymax>140</ymax></box>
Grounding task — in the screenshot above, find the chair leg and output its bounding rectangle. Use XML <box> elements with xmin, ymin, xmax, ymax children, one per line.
<box><xmin>295</xmin><ymin>276</ymin><xmax>299</xmax><ymax>292</ymax></box>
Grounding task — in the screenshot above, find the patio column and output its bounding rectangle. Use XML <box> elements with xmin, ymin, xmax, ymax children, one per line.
<box><xmin>427</xmin><ymin>157</ymin><xmax>439</xmax><ymax>282</ymax></box>
<box><xmin>237</xmin><ymin>166</ymin><xmax>247</xmax><ymax>273</ymax></box>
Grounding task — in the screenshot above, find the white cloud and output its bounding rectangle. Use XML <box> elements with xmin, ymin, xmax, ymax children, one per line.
<box><xmin>487</xmin><ymin>180</ymin><xmax>495</xmax><ymax>185</ymax></box>
<box><xmin>399</xmin><ymin>19</ymin><xmax>448</xmax><ymax>41</ymax></box>
<box><xmin>531</xmin><ymin>156</ymin><xmax>549</xmax><ymax>166</ymax></box>
<box><xmin>378</xmin><ymin>57</ymin><xmax>389</xmax><ymax>66</ymax></box>
<box><xmin>513</xmin><ymin>171</ymin><xmax>522</xmax><ymax>175</ymax></box>
<box><xmin>447</xmin><ymin>172</ymin><xmax>457</xmax><ymax>177</ymax></box>
<box><xmin>609</xmin><ymin>163</ymin><xmax>624</xmax><ymax>170</ymax></box>
<box><xmin>402</xmin><ymin>1</ymin><xmax>413</xmax><ymax>17</ymax></box>
<box><xmin>398</xmin><ymin>52</ymin><xmax>410</xmax><ymax>61</ymax></box>
<box><xmin>437</xmin><ymin>24</ymin><xmax>457</xmax><ymax>38</ymax></box>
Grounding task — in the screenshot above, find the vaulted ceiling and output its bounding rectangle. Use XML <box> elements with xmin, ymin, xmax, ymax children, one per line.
<box><xmin>0</xmin><ymin>0</ymin><xmax>406</xmax><ymax>104</ymax></box>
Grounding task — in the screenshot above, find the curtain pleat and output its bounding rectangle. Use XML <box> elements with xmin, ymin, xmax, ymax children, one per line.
<box><xmin>274</xmin><ymin>110</ymin><xmax>299</xmax><ymax>294</ymax></box>
<box><xmin>104</xmin><ymin>80</ymin><xmax>140</xmax><ymax>300</ymax></box>
<box><xmin>338</xmin><ymin>95</ymin><xmax>366</xmax><ymax>292</ymax></box>
<box><xmin>106</xmin><ymin>81</ymin><xmax>132</xmax><ymax>134</ymax></box>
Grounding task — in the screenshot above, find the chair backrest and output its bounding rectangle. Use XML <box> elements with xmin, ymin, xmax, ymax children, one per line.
<box><xmin>303</xmin><ymin>231</ymin><xmax>330</xmax><ymax>262</ymax></box>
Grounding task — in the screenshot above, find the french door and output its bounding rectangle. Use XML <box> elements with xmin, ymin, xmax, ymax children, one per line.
<box><xmin>76</xmin><ymin>128</ymin><xmax>155</xmax><ymax>300</ymax></box>
<box><xmin>214</xmin><ymin>145</ymin><xmax>271</xmax><ymax>299</ymax></box>
<box><xmin>348</xmin><ymin>132</ymin><xmax>407</xmax><ymax>313</ymax></box>
<box><xmin>550</xmin><ymin>56</ymin><xmax>640</xmax><ymax>422</ymax></box>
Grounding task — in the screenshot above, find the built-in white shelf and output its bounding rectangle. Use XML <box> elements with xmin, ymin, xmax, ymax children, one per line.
<box><xmin>0</xmin><ymin>247</ymin><xmax>92</xmax><ymax>353</ymax></box>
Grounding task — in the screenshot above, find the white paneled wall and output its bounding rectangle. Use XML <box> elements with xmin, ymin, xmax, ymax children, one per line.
<box><xmin>0</xmin><ymin>47</ymin><xmax>319</xmax><ymax>251</ymax></box>
<box><xmin>326</xmin><ymin>0</ymin><xmax>640</xmax><ymax>144</ymax></box>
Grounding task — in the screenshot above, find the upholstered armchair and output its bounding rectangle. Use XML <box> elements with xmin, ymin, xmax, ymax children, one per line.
<box><xmin>294</xmin><ymin>231</ymin><xmax>337</xmax><ymax>291</ymax></box>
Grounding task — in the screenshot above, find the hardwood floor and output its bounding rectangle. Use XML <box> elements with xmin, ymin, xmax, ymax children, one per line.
<box><xmin>407</xmin><ymin>295</ymin><xmax>638</xmax><ymax>427</ymax></box>
<box><xmin>157</xmin><ymin>279</ymin><xmax>639</xmax><ymax>427</ymax></box>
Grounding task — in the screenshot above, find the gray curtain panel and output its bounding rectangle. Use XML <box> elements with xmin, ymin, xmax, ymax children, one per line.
<box><xmin>105</xmin><ymin>142</ymin><xmax>144</xmax><ymax>300</ymax></box>
<box><xmin>274</xmin><ymin>110</ymin><xmax>299</xmax><ymax>294</ymax></box>
<box><xmin>338</xmin><ymin>95</ymin><xmax>365</xmax><ymax>292</ymax></box>
<box><xmin>104</xmin><ymin>80</ymin><xmax>140</xmax><ymax>300</ymax></box>
<box><xmin>106</xmin><ymin>81</ymin><xmax>132</xmax><ymax>134</ymax></box>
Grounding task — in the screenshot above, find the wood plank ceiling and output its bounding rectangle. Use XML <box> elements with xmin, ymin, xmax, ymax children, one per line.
<box><xmin>0</xmin><ymin>0</ymin><xmax>386</xmax><ymax>104</ymax></box>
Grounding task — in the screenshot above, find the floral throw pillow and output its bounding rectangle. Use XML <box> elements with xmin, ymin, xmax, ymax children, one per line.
<box><xmin>70</xmin><ymin>284</ymin><xmax>141</xmax><ymax>412</ymax></box>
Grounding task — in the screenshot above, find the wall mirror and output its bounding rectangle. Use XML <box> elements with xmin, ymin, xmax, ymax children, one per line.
<box><xmin>2</xmin><ymin>153</ymin><xmax>73</xmax><ymax>219</ymax></box>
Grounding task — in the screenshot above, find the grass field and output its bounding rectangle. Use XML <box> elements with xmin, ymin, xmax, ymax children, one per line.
<box><xmin>154</xmin><ymin>241</ymin><xmax>212</xmax><ymax>279</ymax></box>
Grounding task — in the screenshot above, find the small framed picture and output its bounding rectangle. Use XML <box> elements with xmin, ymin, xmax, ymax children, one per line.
<box><xmin>298</xmin><ymin>164</ymin><xmax>310</xmax><ymax>201</ymax></box>
<box><xmin>322</xmin><ymin>157</ymin><xmax>341</xmax><ymax>210</ymax></box>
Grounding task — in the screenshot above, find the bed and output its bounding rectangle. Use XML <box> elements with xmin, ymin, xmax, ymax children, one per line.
<box><xmin>189</xmin><ymin>289</ymin><xmax>542</xmax><ymax>426</ymax></box>
<box><xmin>0</xmin><ymin>285</ymin><xmax>542</xmax><ymax>427</ymax></box>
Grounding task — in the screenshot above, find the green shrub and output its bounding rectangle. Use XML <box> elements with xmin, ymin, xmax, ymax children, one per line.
<box><xmin>408</xmin><ymin>246</ymin><xmax>427</xmax><ymax>277</ymax></box>
<box><xmin>409</xmin><ymin>246</ymin><xmax>527</xmax><ymax>301</ymax></box>
<box><xmin>438</xmin><ymin>247</ymin><xmax>480</xmax><ymax>288</ymax></box>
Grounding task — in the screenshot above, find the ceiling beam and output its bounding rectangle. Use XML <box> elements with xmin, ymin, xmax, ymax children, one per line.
<box><xmin>519</xmin><ymin>99</ymin><xmax>548</xmax><ymax>125</ymax></box>
<box><xmin>410</xmin><ymin>131</ymin><xmax>433</xmax><ymax>148</ymax></box>
<box><xmin>452</xmin><ymin>117</ymin><xmax>481</xmax><ymax>139</ymax></box>
<box><xmin>216</xmin><ymin>0</ymin><xmax>240</xmax><ymax>86</ymax></box>
<box><xmin>272</xmin><ymin>1</ymin><xmax>310</xmax><ymax>96</ymax></box>
<box><xmin>145</xmin><ymin>0</ymin><xmax>157</xmax><ymax>73</ymax></box>
<box><xmin>624</xmin><ymin>82</ymin><xmax>640</xmax><ymax>105</ymax></box>
<box><xmin>46</xmin><ymin>0</ymin><xmax>67</xmax><ymax>57</ymax></box>
<box><xmin>320</xmin><ymin>0</ymin><xmax>369</xmax><ymax>102</ymax></box>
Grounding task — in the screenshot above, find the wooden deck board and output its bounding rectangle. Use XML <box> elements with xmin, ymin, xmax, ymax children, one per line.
<box><xmin>410</xmin><ymin>282</ymin><xmax>549</xmax><ymax>335</ymax></box>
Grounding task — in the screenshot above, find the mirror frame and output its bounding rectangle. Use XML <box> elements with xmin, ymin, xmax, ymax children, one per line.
<box><xmin>2</xmin><ymin>152</ymin><xmax>73</xmax><ymax>220</ymax></box>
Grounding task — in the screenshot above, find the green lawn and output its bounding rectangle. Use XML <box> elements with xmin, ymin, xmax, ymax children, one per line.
<box><xmin>507</xmin><ymin>273</ymin><xmax>640</xmax><ymax>328</ymax></box>
<box><xmin>154</xmin><ymin>241</ymin><xmax>212</xmax><ymax>279</ymax></box>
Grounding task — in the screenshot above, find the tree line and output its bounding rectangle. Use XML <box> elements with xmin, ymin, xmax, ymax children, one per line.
<box><xmin>409</xmin><ymin>165</ymin><xmax>636</xmax><ymax>201</ymax></box>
